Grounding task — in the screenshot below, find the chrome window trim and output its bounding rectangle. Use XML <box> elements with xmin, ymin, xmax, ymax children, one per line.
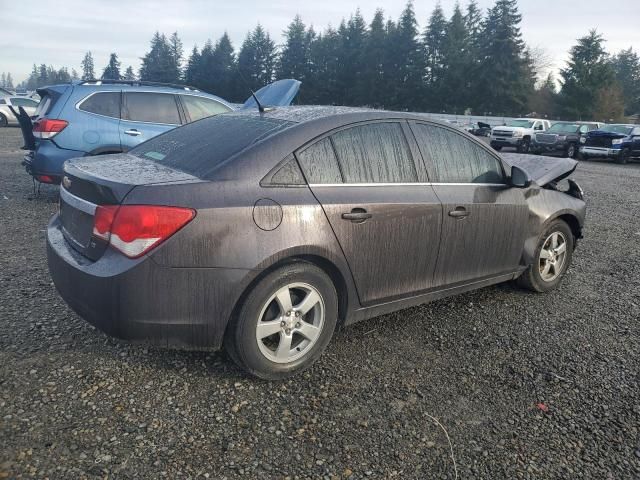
<box><xmin>309</xmin><ymin>182</ymin><xmax>508</xmax><ymax>187</ymax></box>
<box><xmin>60</xmin><ymin>186</ymin><xmax>97</xmax><ymax>215</ymax></box>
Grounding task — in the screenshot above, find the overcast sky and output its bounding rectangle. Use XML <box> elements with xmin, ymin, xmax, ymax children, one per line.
<box><xmin>1</xmin><ymin>0</ymin><xmax>638</xmax><ymax>85</ymax></box>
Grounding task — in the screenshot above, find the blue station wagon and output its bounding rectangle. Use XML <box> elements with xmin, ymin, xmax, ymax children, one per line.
<box><xmin>18</xmin><ymin>79</ymin><xmax>300</xmax><ymax>184</ymax></box>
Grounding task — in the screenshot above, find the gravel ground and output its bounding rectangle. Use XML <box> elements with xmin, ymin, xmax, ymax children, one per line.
<box><xmin>1</xmin><ymin>127</ymin><xmax>639</xmax><ymax>479</ymax></box>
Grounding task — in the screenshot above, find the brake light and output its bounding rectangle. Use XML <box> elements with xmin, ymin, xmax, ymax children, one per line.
<box><xmin>92</xmin><ymin>205</ymin><xmax>195</xmax><ymax>258</ymax></box>
<box><xmin>36</xmin><ymin>174</ymin><xmax>56</xmax><ymax>184</ymax></box>
<box><xmin>33</xmin><ymin>118</ymin><xmax>68</xmax><ymax>139</ymax></box>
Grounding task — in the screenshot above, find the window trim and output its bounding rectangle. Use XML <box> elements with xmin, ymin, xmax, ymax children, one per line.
<box><xmin>295</xmin><ymin>119</ymin><xmax>426</xmax><ymax>185</ymax></box>
<box><xmin>408</xmin><ymin>120</ymin><xmax>508</xmax><ymax>185</ymax></box>
<box><xmin>121</xmin><ymin>91</ymin><xmax>183</xmax><ymax>126</ymax></box>
<box><xmin>75</xmin><ymin>90</ymin><xmax>122</xmax><ymax>120</ymax></box>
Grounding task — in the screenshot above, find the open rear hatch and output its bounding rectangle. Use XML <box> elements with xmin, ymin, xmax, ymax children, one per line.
<box><xmin>59</xmin><ymin>153</ymin><xmax>199</xmax><ymax>261</ymax></box>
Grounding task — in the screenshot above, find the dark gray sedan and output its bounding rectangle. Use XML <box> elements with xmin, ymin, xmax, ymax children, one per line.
<box><xmin>47</xmin><ymin>106</ymin><xmax>586</xmax><ymax>379</ymax></box>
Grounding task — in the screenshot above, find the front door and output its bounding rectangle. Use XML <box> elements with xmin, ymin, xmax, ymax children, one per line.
<box><xmin>410</xmin><ymin>121</ymin><xmax>529</xmax><ymax>287</ymax></box>
<box><xmin>296</xmin><ymin>122</ymin><xmax>443</xmax><ymax>305</ymax></box>
<box><xmin>119</xmin><ymin>92</ymin><xmax>182</xmax><ymax>150</ymax></box>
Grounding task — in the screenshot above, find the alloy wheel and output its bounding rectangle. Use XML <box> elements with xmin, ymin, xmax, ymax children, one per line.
<box><xmin>255</xmin><ymin>282</ymin><xmax>325</xmax><ymax>363</ymax></box>
<box><xmin>538</xmin><ymin>231</ymin><xmax>568</xmax><ymax>282</ymax></box>
<box><xmin>567</xmin><ymin>144</ymin><xmax>576</xmax><ymax>158</ymax></box>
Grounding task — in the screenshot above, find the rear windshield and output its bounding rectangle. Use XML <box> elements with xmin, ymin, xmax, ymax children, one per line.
<box><xmin>131</xmin><ymin>114</ymin><xmax>295</xmax><ymax>177</ymax></box>
<box><xmin>548</xmin><ymin>123</ymin><xmax>580</xmax><ymax>133</ymax></box>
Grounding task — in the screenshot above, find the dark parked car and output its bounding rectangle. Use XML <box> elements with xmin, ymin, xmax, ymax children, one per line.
<box><xmin>471</xmin><ymin>121</ymin><xmax>492</xmax><ymax>137</ymax></box>
<box><xmin>47</xmin><ymin>107</ymin><xmax>586</xmax><ymax>379</ymax></box>
<box><xmin>531</xmin><ymin>121</ymin><xmax>603</xmax><ymax>158</ymax></box>
<box><xmin>580</xmin><ymin>124</ymin><xmax>640</xmax><ymax>164</ymax></box>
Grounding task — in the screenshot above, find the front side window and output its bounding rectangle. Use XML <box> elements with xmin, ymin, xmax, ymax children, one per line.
<box><xmin>78</xmin><ymin>92</ymin><xmax>120</xmax><ymax>118</ymax></box>
<box><xmin>412</xmin><ymin>123</ymin><xmax>504</xmax><ymax>184</ymax></box>
<box><xmin>181</xmin><ymin>95</ymin><xmax>231</xmax><ymax>122</ymax></box>
<box><xmin>122</xmin><ymin>92</ymin><xmax>181</xmax><ymax>124</ymax></box>
<box><xmin>330</xmin><ymin>122</ymin><xmax>417</xmax><ymax>183</ymax></box>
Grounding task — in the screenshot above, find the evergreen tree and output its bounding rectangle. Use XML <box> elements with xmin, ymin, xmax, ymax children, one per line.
<box><xmin>169</xmin><ymin>32</ymin><xmax>184</xmax><ymax>80</ymax></box>
<box><xmin>422</xmin><ymin>3</ymin><xmax>449</xmax><ymax>110</ymax></box>
<box><xmin>0</xmin><ymin>73</ymin><xmax>5</xmax><ymax>88</ymax></box>
<box><xmin>529</xmin><ymin>73</ymin><xmax>558</xmax><ymax>118</ymax></box>
<box><xmin>184</xmin><ymin>46</ymin><xmax>201</xmax><ymax>86</ymax></box>
<box><xmin>593</xmin><ymin>84</ymin><xmax>625</xmax><ymax>122</ymax></box>
<box><xmin>440</xmin><ymin>3</ymin><xmax>472</xmax><ymax>113</ymax></box>
<box><xmin>81</xmin><ymin>52</ymin><xmax>95</xmax><ymax>80</ymax></box>
<box><xmin>559</xmin><ymin>30</ymin><xmax>614</xmax><ymax>119</ymax></box>
<box><xmin>307</xmin><ymin>27</ymin><xmax>341</xmax><ymax>104</ymax></box>
<box><xmin>360</xmin><ymin>9</ymin><xmax>389</xmax><ymax>108</ymax></box>
<box><xmin>124</xmin><ymin>66</ymin><xmax>136</xmax><ymax>81</ymax></box>
<box><xmin>477</xmin><ymin>0</ymin><xmax>534</xmax><ymax>115</ymax></box>
<box><xmin>71</xmin><ymin>68</ymin><xmax>79</xmax><ymax>81</ymax></box>
<box><xmin>210</xmin><ymin>33</ymin><xmax>236</xmax><ymax>99</ymax></box>
<box><xmin>140</xmin><ymin>32</ymin><xmax>181</xmax><ymax>83</ymax></box>
<box><xmin>386</xmin><ymin>2</ymin><xmax>423</xmax><ymax>110</ymax></box>
<box><xmin>236</xmin><ymin>24</ymin><xmax>277</xmax><ymax>97</ymax></box>
<box><xmin>277</xmin><ymin>15</ymin><xmax>312</xmax><ymax>84</ymax></box>
<box><xmin>6</xmin><ymin>73</ymin><xmax>13</xmax><ymax>89</ymax></box>
<box><xmin>102</xmin><ymin>53</ymin><xmax>122</xmax><ymax>80</ymax></box>
<box><xmin>334</xmin><ymin>10</ymin><xmax>367</xmax><ymax>105</ymax></box>
<box><xmin>610</xmin><ymin>47</ymin><xmax>640</xmax><ymax>115</ymax></box>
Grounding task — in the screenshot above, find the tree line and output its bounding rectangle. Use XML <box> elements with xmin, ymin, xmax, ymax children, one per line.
<box><xmin>11</xmin><ymin>0</ymin><xmax>640</xmax><ymax>120</ymax></box>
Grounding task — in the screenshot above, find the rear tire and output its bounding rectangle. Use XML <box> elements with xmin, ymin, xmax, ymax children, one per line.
<box><xmin>492</xmin><ymin>145</ymin><xmax>502</xmax><ymax>151</ymax></box>
<box><xmin>0</xmin><ymin>114</ymin><xmax>7</xmax><ymax>127</ymax></box>
<box><xmin>224</xmin><ymin>263</ymin><xmax>338</xmax><ymax>380</ymax></box>
<box><xmin>565</xmin><ymin>143</ymin><xmax>577</xmax><ymax>159</ymax></box>
<box><xmin>517</xmin><ymin>138</ymin><xmax>531</xmax><ymax>154</ymax></box>
<box><xmin>517</xmin><ymin>219</ymin><xmax>574</xmax><ymax>293</ymax></box>
<box><xmin>615</xmin><ymin>148</ymin><xmax>630</xmax><ymax>165</ymax></box>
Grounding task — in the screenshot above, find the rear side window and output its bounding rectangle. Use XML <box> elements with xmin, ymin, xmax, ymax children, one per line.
<box><xmin>131</xmin><ymin>114</ymin><xmax>294</xmax><ymax>177</ymax></box>
<box><xmin>296</xmin><ymin>137</ymin><xmax>342</xmax><ymax>184</ymax></box>
<box><xmin>330</xmin><ymin>123</ymin><xmax>417</xmax><ymax>183</ymax></box>
<box><xmin>263</xmin><ymin>154</ymin><xmax>306</xmax><ymax>186</ymax></box>
<box><xmin>181</xmin><ymin>95</ymin><xmax>231</xmax><ymax>122</ymax></box>
<box><xmin>78</xmin><ymin>92</ymin><xmax>121</xmax><ymax>118</ymax></box>
<box><xmin>12</xmin><ymin>98</ymin><xmax>39</xmax><ymax>108</ymax></box>
<box><xmin>413</xmin><ymin>123</ymin><xmax>504</xmax><ymax>183</ymax></box>
<box><xmin>122</xmin><ymin>92</ymin><xmax>180</xmax><ymax>124</ymax></box>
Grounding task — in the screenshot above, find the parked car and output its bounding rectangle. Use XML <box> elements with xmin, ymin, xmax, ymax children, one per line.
<box><xmin>490</xmin><ymin>118</ymin><xmax>551</xmax><ymax>153</ymax></box>
<box><xmin>531</xmin><ymin>121</ymin><xmax>603</xmax><ymax>158</ymax></box>
<box><xmin>471</xmin><ymin>121</ymin><xmax>492</xmax><ymax>137</ymax></box>
<box><xmin>0</xmin><ymin>86</ymin><xmax>14</xmax><ymax>97</ymax></box>
<box><xmin>0</xmin><ymin>96</ymin><xmax>39</xmax><ymax>127</ymax></box>
<box><xmin>47</xmin><ymin>106</ymin><xmax>586</xmax><ymax>379</ymax></box>
<box><xmin>16</xmin><ymin>79</ymin><xmax>300</xmax><ymax>184</ymax></box>
<box><xmin>580</xmin><ymin>124</ymin><xmax>640</xmax><ymax>164</ymax></box>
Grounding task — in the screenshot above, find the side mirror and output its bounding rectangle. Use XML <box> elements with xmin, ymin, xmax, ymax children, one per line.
<box><xmin>510</xmin><ymin>166</ymin><xmax>531</xmax><ymax>188</ymax></box>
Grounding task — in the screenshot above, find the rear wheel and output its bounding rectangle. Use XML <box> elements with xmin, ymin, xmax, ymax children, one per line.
<box><xmin>565</xmin><ymin>143</ymin><xmax>577</xmax><ymax>159</ymax></box>
<box><xmin>615</xmin><ymin>148</ymin><xmax>630</xmax><ymax>165</ymax></box>
<box><xmin>0</xmin><ymin>114</ymin><xmax>7</xmax><ymax>127</ymax></box>
<box><xmin>517</xmin><ymin>219</ymin><xmax>574</xmax><ymax>293</ymax></box>
<box><xmin>224</xmin><ymin>263</ymin><xmax>338</xmax><ymax>380</ymax></box>
<box><xmin>492</xmin><ymin>145</ymin><xmax>502</xmax><ymax>151</ymax></box>
<box><xmin>517</xmin><ymin>138</ymin><xmax>531</xmax><ymax>154</ymax></box>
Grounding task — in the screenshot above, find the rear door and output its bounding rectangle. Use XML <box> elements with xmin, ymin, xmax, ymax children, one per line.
<box><xmin>119</xmin><ymin>92</ymin><xmax>182</xmax><ymax>150</ymax></box>
<box><xmin>297</xmin><ymin>121</ymin><xmax>443</xmax><ymax>305</ymax></box>
<box><xmin>410</xmin><ymin>122</ymin><xmax>528</xmax><ymax>287</ymax></box>
<box><xmin>75</xmin><ymin>91</ymin><xmax>122</xmax><ymax>153</ymax></box>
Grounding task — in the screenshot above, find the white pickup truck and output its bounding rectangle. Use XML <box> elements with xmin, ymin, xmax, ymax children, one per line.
<box><xmin>490</xmin><ymin>118</ymin><xmax>551</xmax><ymax>153</ymax></box>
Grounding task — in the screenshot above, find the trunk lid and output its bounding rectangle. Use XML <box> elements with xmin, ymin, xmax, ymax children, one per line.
<box><xmin>501</xmin><ymin>153</ymin><xmax>577</xmax><ymax>186</ymax></box>
<box><xmin>241</xmin><ymin>79</ymin><xmax>301</xmax><ymax>109</ymax></box>
<box><xmin>15</xmin><ymin>85</ymin><xmax>69</xmax><ymax>151</ymax></box>
<box><xmin>60</xmin><ymin>153</ymin><xmax>199</xmax><ymax>261</ymax></box>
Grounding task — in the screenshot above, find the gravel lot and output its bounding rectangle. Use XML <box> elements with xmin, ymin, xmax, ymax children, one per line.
<box><xmin>1</xmin><ymin>127</ymin><xmax>639</xmax><ymax>479</ymax></box>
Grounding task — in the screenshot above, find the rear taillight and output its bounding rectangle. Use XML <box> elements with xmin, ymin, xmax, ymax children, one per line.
<box><xmin>33</xmin><ymin>118</ymin><xmax>68</xmax><ymax>139</ymax></box>
<box><xmin>36</xmin><ymin>174</ymin><xmax>56</xmax><ymax>184</ymax></box>
<box><xmin>92</xmin><ymin>205</ymin><xmax>195</xmax><ymax>258</ymax></box>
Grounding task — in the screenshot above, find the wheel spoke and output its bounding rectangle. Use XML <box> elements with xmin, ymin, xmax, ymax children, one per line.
<box><xmin>275</xmin><ymin>333</ymin><xmax>292</xmax><ymax>360</ymax></box>
<box><xmin>539</xmin><ymin>249</ymin><xmax>551</xmax><ymax>259</ymax></box>
<box><xmin>555</xmin><ymin>242</ymin><xmax>566</xmax><ymax>255</ymax></box>
<box><xmin>541</xmin><ymin>262</ymin><xmax>552</xmax><ymax>276</ymax></box>
<box><xmin>551</xmin><ymin>233</ymin><xmax>559</xmax><ymax>249</ymax></box>
<box><xmin>297</xmin><ymin>321</ymin><xmax>321</xmax><ymax>341</ymax></box>
<box><xmin>274</xmin><ymin>287</ymin><xmax>293</xmax><ymax>313</ymax></box>
<box><xmin>295</xmin><ymin>290</ymin><xmax>321</xmax><ymax>316</ymax></box>
<box><xmin>256</xmin><ymin>320</ymin><xmax>282</xmax><ymax>339</ymax></box>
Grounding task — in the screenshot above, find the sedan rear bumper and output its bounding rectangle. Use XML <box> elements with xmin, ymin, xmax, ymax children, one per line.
<box><xmin>47</xmin><ymin>214</ymin><xmax>252</xmax><ymax>351</ymax></box>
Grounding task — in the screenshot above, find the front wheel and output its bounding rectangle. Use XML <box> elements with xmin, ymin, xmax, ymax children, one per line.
<box><xmin>565</xmin><ymin>143</ymin><xmax>577</xmax><ymax>159</ymax></box>
<box><xmin>615</xmin><ymin>148</ymin><xmax>630</xmax><ymax>165</ymax></box>
<box><xmin>0</xmin><ymin>114</ymin><xmax>7</xmax><ymax>128</ymax></box>
<box><xmin>491</xmin><ymin>144</ymin><xmax>502</xmax><ymax>151</ymax></box>
<box><xmin>224</xmin><ymin>263</ymin><xmax>338</xmax><ymax>380</ymax></box>
<box><xmin>517</xmin><ymin>138</ymin><xmax>531</xmax><ymax>154</ymax></box>
<box><xmin>517</xmin><ymin>219</ymin><xmax>574</xmax><ymax>293</ymax></box>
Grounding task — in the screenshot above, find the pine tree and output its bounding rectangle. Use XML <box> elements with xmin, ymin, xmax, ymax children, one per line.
<box><xmin>529</xmin><ymin>73</ymin><xmax>558</xmax><ymax>118</ymax></box>
<box><xmin>236</xmin><ymin>24</ymin><xmax>277</xmax><ymax>97</ymax></box>
<box><xmin>184</xmin><ymin>46</ymin><xmax>201</xmax><ymax>86</ymax></box>
<box><xmin>477</xmin><ymin>0</ymin><xmax>534</xmax><ymax>115</ymax></box>
<box><xmin>610</xmin><ymin>47</ymin><xmax>640</xmax><ymax>115</ymax></box>
<box><xmin>0</xmin><ymin>73</ymin><xmax>5</xmax><ymax>88</ymax></box>
<box><xmin>140</xmin><ymin>32</ymin><xmax>181</xmax><ymax>83</ymax></box>
<box><xmin>102</xmin><ymin>53</ymin><xmax>122</xmax><ymax>80</ymax></box>
<box><xmin>277</xmin><ymin>15</ymin><xmax>312</xmax><ymax>83</ymax></box>
<box><xmin>423</xmin><ymin>3</ymin><xmax>449</xmax><ymax>110</ymax></box>
<box><xmin>124</xmin><ymin>66</ymin><xmax>136</xmax><ymax>81</ymax></box>
<box><xmin>71</xmin><ymin>68</ymin><xmax>79</xmax><ymax>81</ymax></box>
<box><xmin>307</xmin><ymin>27</ymin><xmax>341</xmax><ymax>105</ymax></box>
<box><xmin>210</xmin><ymin>33</ymin><xmax>236</xmax><ymax>99</ymax></box>
<box><xmin>360</xmin><ymin>9</ymin><xmax>389</xmax><ymax>108</ymax></box>
<box><xmin>440</xmin><ymin>3</ymin><xmax>472</xmax><ymax>113</ymax></box>
<box><xmin>81</xmin><ymin>52</ymin><xmax>95</xmax><ymax>80</ymax></box>
<box><xmin>169</xmin><ymin>32</ymin><xmax>184</xmax><ymax>81</ymax></box>
<box><xmin>559</xmin><ymin>30</ymin><xmax>614</xmax><ymax>119</ymax></box>
<box><xmin>333</xmin><ymin>10</ymin><xmax>367</xmax><ymax>105</ymax></box>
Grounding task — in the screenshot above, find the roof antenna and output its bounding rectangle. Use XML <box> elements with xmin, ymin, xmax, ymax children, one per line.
<box><xmin>236</xmin><ymin>67</ymin><xmax>265</xmax><ymax>113</ymax></box>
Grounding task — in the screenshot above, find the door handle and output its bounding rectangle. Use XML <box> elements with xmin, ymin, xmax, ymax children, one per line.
<box><xmin>341</xmin><ymin>208</ymin><xmax>372</xmax><ymax>223</ymax></box>
<box><xmin>124</xmin><ymin>129</ymin><xmax>142</xmax><ymax>136</ymax></box>
<box><xmin>448</xmin><ymin>207</ymin><xmax>469</xmax><ymax>219</ymax></box>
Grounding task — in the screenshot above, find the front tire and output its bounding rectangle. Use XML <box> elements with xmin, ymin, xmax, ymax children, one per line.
<box><xmin>517</xmin><ymin>219</ymin><xmax>574</xmax><ymax>293</ymax></box>
<box><xmin>565</xmin><ymin>143</ymin><xmax>577</xmax><ymax>159</ymax></box>
<box><xmin>224</xmin><ymin>263</ymin><xmax>338</xmax><ymax>380</ymax></box>
<box><xmin>0</xmin><ymin>114</ymin><xmax>7</xmax><ymax>128</ymax></box>
<box><xmin>615</xmin><ymin>148</ymin><xmax>630</xmax><ymax>165</ymax></box>
<box><xmin>491</xmin><ymin>144</ymin><xmax>502</xmax><ymax>151</ymax></box>
<box><xmin>517</xmin><ymin>138</ymin><xmax>531</xmax><ymax>154</ymax></box>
